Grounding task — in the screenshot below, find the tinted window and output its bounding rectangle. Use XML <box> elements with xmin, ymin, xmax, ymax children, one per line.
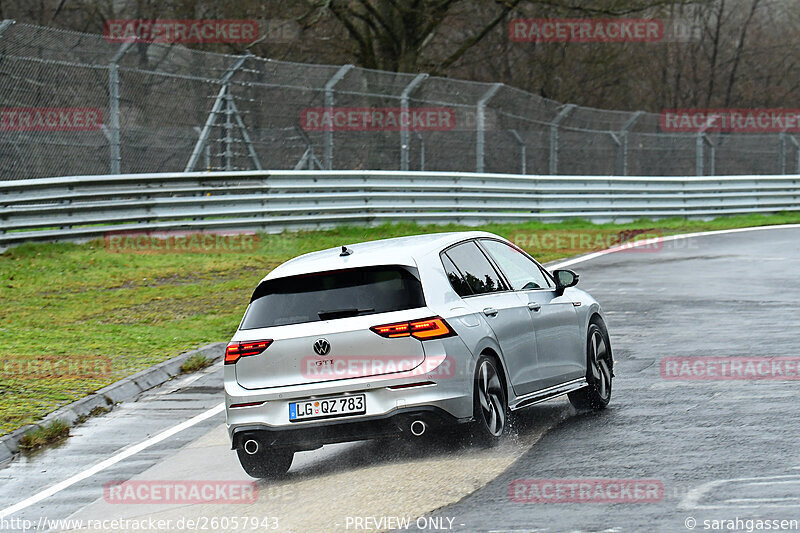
<box><xmin>240</xmin><ymin>266</ymin><xmax>424</xmax><ymax>329</ymax></box>
<box><xmin>480</xmin><ymin>239</ymin><xmax>552</xmax><ymax>290</ymax></box>
<box><xmin>444</xmin><ymin>242</ymin><xmax>506</xmax><ymax>295</ymax></box>
<box><xmin>441</xmin><ymin>253</ymin><xmax>472</xmax><ymax>297</ymax></box>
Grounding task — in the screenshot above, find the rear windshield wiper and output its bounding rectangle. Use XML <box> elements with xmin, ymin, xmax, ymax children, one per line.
<box><xmin>318</xmin><ymin>308</ymin><xmax>375</xmax><ymax>320</ymax></box>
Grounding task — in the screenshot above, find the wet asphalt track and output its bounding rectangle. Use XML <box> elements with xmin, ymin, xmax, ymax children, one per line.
<box><xmin>1</xmin><ymin>226</ymin><xmax>799</xmax><ymax>532</ymax></box>
<box><xmin>431</xmin><ymin>225</ymin><xmax>800</xmax><ymax>532</ymax></box>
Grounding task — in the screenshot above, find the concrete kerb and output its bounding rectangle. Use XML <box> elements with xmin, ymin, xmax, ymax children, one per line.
<box><xmin>0</xmin><ymin>342</ymin><xmax>226</xmax><ymax>465</ymax></box>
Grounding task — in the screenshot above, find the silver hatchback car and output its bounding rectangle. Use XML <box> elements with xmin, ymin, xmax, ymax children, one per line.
<box><xmin>225</xmin><ymin>231</ymin><xmax>613</xmax><ymax>477</ymax></box>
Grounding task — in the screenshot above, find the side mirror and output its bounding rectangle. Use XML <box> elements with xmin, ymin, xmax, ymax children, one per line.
<box><xmin>553</xmin><ymin>269</ymin><xmax>579</xmax><ymax>295</ymax></box>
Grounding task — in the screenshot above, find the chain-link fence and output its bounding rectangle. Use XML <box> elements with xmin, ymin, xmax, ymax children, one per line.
<box><xmin>1</xmin><ymin>20</ymin><xmax>799</xmax><ymax>181</ymax></box>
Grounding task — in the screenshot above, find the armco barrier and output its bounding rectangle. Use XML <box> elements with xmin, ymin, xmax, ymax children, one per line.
<box><xmin>1</xmin><ymin>170</ymin><xmax>799</xmax><ymax>246</ymax></box>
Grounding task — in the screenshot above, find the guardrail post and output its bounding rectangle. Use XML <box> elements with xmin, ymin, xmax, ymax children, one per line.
<box><xmin>476</xmin><ymin>83</ymin><xmax>502</xmax><ymax>173</ymax></box>
<box><xmin>400</xmin><ymin>74</ymin><xmax>428</xmax><ymax>171</ymax></box>
<box><xmin>323</xmin><ymin>64</ymin><xmax>353</xmax><ymax>170</ymax></box>
<box><xmin>549</xmin><ymin>104</ymin><xmax>575</xmax><ymax>175</ymax></box>
<box><xmin>508</xmin><ymin>129</ymin><xmax>526</xmax><ymax>174</ymax></box>
<box><xmin>108</xmin><ymin>41</ymin><xmax>134</xmax><ymax>174</ymax></box>
<box><xmin>618</xmin><ymin>111</ymin><xmax>642</xmax><ymax>175</ymax></box>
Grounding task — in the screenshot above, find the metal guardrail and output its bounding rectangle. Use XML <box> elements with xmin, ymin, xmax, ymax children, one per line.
<box><xmin>1</xmin><ymin>170</ymin><xmax>799</xmax><ymax>246</ymax></box>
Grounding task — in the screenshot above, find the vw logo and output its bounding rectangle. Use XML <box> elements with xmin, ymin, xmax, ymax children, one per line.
<box><xmin>313</xmin><ymin>338</ymin><xmax>331</xmax><ymax>356</ymax></box>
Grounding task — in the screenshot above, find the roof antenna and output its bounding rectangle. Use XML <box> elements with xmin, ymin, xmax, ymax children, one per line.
<box><xmin>340</xmin><ymin>246</ymin><xmax>353</xmax><ymax>257</ymax></box>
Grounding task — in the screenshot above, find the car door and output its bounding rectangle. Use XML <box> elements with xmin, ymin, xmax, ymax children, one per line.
<box><xmin>441</xmin><ymin>241</ymin><xmax>540</xmax><ymax>396</ymax></box>
<box><xmin>478</xmin><ymin>239</ymin><xmax>584</xmax><ymax>390</ymax></box>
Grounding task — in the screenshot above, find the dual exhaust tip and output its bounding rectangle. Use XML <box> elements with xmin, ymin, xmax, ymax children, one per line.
<box><xmin>242</xmin><ymin>419</ymin><xmax>427</xmax><ymax>453</ymax></box>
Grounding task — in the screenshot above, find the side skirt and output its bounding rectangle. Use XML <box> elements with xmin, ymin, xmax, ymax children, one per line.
<box><xmin>508</xmin><ymin>378</ymin><xmax>588</xmax><ymax>411</ymax></box>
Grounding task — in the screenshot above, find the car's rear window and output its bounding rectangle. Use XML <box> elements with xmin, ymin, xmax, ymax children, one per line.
<box><xmin>239</xmin><ymin>265</ymin><xmax>425</xmax><ymax>329</ymax></box>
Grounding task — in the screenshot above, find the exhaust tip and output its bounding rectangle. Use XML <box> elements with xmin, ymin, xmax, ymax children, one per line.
<box><xmin>243</xmin><ymin>439</ymin><xmax>260</xmax><ymax>455</ymax></box>
<box><xmin>410</xmin><ymin>420</ymin><xmax>427</xmax><ymax>437</ymax></box>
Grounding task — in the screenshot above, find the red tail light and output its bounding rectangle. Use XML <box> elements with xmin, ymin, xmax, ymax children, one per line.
<box><xmin>225</xmin><ymin>339</ymin><xmax>272</xmax><ymax>365</ymax></box>
<box><xmin>371</xmin><ymin>316</ymin><xmax>454</xmax><ymax>340</ymax></box>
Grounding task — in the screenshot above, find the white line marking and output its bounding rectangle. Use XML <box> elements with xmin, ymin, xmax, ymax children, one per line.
<box><xmin>0</xmin><ymin>403</ymin><xmax>224</xmax><ymax>519</ymax></box>
<box><xmin>549</xmin><ymin>223</ymin><xmax>800</xmax><ymax>270</ymax></box>
<box><xmin>725</xmin><ymin>498</ymin><xmax>800</xmax><ymax>504</ymax></box>
<box><xmin>5</xmin><ymin>223</ymin><xmax>800</xmax><ymax>519</ymax></box>
<box><xmin>680</xmin><ymin>474</ymin><xmax>800</xmax><ymax>510</ymax></box>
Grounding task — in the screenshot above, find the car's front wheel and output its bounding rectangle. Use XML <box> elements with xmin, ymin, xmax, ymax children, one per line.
<box><xmin>472</xmin><ymin>355</ymin><xmax>508</xmax><ymax>444</ymax></box>
<box><xmin>236</xmin><ymin>443</ymin><xmax>294</xmax><ymax>479</ymax></box>
<box><xmin>569</xmin><ymin>321</ymin><xmax>613</xmax><ymax>410</ymax></box>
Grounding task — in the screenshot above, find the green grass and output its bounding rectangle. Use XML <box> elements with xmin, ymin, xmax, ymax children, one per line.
<box><xmin>1</xmin><ymin>213</ymin><xmax>799</xmax><ymax>436</ymax></box>
<box><xmin>18</xmin><ymin>419</ymin><xmax>70</xmax><ymax>450</ymax></box>
<box><xmin>180</xmin><ymin>353</ymin><xmax>212</xmax><ymax>373</ymax></box>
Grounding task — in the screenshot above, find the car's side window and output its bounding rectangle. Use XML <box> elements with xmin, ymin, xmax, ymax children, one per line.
<box><xmin>441</xmin><ymin>253</ymin><xmax>473</xmax><ymax>297</ymax></box>
<box><xmin>444</xmin><ymin>241</ymin><xmax>506</xmax><ymax>295</ymax></box>
<box><xmin>480</xmin><ymin>239</ymin><xmax>552</xmax><ymax>291</ymax></box>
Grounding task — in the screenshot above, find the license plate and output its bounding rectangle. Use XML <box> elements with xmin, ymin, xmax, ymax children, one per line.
<box><xmin>289</xmin><ymin>394</ymin><xmax>366</xmax><ymax>422</ymax></box>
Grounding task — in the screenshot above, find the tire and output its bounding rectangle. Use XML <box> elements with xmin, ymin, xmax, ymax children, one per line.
<box><xmin>236</xmin><ymin>445</ymin><xmax>294</xmax><ymax>479</ymax></box>
<box><xmin>471</xmin><ymin>355</ymin><xmax>509</xmax><ymax>445</ymax></box>
<box><xmin>569</xmin><ymin>320</ymin><xmax>613</xmax><ymax>410</ymax></box>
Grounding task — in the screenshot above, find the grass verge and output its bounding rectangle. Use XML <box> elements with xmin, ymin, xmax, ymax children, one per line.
<box><xmin>18</xmin><ymin>419</ymin><xmax>70</xmax><ymax>450</ymax></box>
<box><xmin>180</xmin><ymin>353</ymin><xmax>212</xmax><ymax>373</ymax></box>
<box><xmin>1</xmin><ymin>213</ymin><xmax>799</xmax><ymax>436</ymax></box>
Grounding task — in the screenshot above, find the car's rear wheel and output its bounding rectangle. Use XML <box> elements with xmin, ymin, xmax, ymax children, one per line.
<box><xmin>569</xmin><ymin>321</ymin><xmax>613</xmax><ymax>410</ymax></box>
<box><xmin>236</xmin><ymin>444</ymin><xmax>294</xmax><ymax>479</ymax></box>
<box><xmin>472</xmin><ymin>355</ymin><xmax>508</xmax><ymax>444</ymax></box>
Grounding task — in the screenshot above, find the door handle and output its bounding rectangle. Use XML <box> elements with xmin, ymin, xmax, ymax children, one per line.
<box><xmin>527</xmin><ymin>302</ymin><xmax>542</xmax><ymax>312</ymax></box>
<box><xmin>482</xmin><ymin>307</ymin><xmax>498</xmax><ymax>317</ymax></box>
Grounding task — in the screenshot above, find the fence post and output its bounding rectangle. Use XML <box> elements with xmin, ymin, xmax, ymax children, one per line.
<box><xmin>414</xmin><ymin>133</ymin><xmax>425</xmax><ymax>171</ymax></box>
<box><xmin>695</xmin><ymin>131</ymin><xmax>703</xmax><ymax>176</ymax></box>
<box><xmin>0</xmin><ymin>19</ymin><xmax>15</xmax><ymax>37</ymax></box>
<box><xmin>400</xmin><ymin>73</ymin><xmax>428</xmax><ymax>171</ymax></box>
<box><xmin>780</xmin><ymin>132</ymin><xmax>786</xmax><ymax>174</ymax></box>
<box><xmin>549</xmin><ymin>104</ymin><xmax>575</xmax><ymax>175</ymax></box>
<box><xmin>618</xmin><ymin>111</ymin><xmax>643</xmax><ymax>175</ymax></box>
<box><xmin>476</xmin><ymin>83</ymin><xmax>502</xmax><ymax>173</ymax></box>
<box><xmin>323</xmin><ymin>64</ymin><xmax>353</xmax><ymax>170</ymax></box>
<box><xmin>787</xmin><ymin>134</ymin><xmax>800</xmax><ymax>173</ymax></box>
<box><xmin>108</xmin><ymin>41</ymin><xmax>134</xmax><ymax>174</ymax></box>
<box><xmin>508</xmin><ymin>129</ymin><xmax>526</xmax><ymax>174</ymax></box>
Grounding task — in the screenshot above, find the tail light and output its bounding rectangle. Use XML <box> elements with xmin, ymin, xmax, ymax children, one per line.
<box><xmin>370</xmin><ymin>316</ymin><xmax>454</xmax><ymax>340</ymax></box>
<box><xmin>225</xmin><ymin>339</ymin><xmax>272</xmax><ymax>365</ymax></box>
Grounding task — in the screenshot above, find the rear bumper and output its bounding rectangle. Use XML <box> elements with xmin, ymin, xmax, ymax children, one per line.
<box><xmin>231</xmin><ymin>406</ymin><xmax>468</xmax><ymax>450</ymax></box>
